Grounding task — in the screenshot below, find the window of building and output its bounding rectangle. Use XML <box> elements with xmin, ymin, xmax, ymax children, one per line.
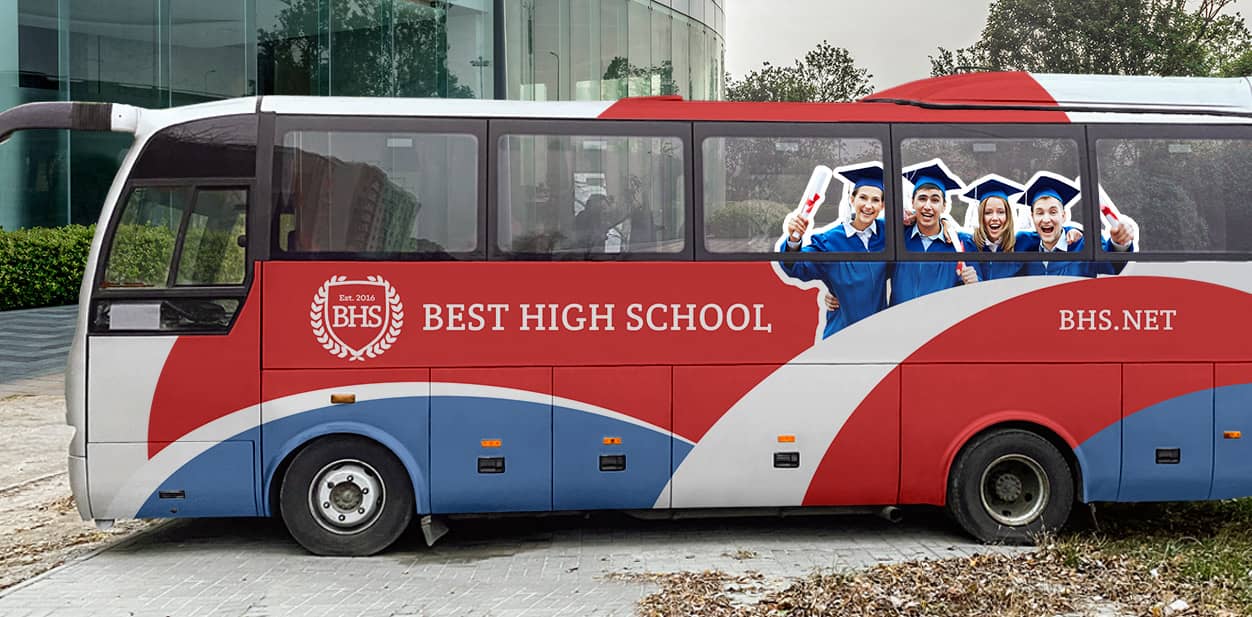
<box><xmin>275</xmin><ymin>130</ymin><xmax>478</xmax><ymax>256</ymax></box>
<box><xmin>497</xmin><ymin>133</ymin><xmax>685</xmax><ymax>256</ymax></box>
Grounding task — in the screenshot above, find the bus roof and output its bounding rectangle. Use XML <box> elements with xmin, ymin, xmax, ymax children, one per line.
<box><xmin>3</xmin><ymin>72</ymin><xmax>1251</xmax><ymax>144</ymax></box>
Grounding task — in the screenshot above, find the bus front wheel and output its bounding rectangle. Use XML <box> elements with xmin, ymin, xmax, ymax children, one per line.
<box><xmin>946</xmin><ymin>428</ymin><xmax>1073</xmax><ymax>544</ymax></box>
<box><xmin>279</xmin><ymin>436</ymin><xmax>414</xmax><ymax>556</ymax></box>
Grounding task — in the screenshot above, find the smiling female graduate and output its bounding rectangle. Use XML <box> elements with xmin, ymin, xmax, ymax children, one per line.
<box><xmin>779</xmin><ymin>162</ymin><xmax>890</xmax><ymax>338</ymax></box>
<box><xmin>960</xmin><ymin>174</ymin><xmax>1043</xmax><ymax>282</ymax></box>
<box><xmin>1016</xmin><ymin>173</ymin><xmax>1135</xmax><ymax>277</ymax></box>
<box><xmin>893</xmin><ymin>160</ymin><xmax>980</xmax><ymax>306</ymax></box>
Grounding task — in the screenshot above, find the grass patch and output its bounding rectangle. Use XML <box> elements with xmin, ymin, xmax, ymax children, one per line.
<box><xmin>615</xmin><ymin>500</ymin><xmax>1252</xmax><ymax>616</ymax></box>
<box><xmin>1072</xmin><ymin>499</ymin><xmax>1252</xmax><ymax>612</ymax></box>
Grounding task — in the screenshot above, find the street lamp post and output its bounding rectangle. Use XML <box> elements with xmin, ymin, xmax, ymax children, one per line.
<box><xmin>548</xmin><ymin>51</ymin><xmax>560</xmax><ymax>101</ymax></box>
<box><xmin>470</xmin><ymin>56</ymin><xmax>491</xmax><ymax>98</ymax></box>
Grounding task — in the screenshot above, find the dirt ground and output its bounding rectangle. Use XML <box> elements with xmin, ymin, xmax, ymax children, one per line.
<box><xmin>0</xmin><ymin>394</ymin><xmax>148</xmax><ymax>591</ymax></box>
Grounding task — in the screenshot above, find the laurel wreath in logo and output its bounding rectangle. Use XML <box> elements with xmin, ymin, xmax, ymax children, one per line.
<box><xmin>309</xmin><ymin>275</ymin><xmax>404</xmax><ymax>361</ymax></box>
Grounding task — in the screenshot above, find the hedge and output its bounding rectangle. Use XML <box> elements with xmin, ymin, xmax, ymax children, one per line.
<box><xmin>0</xmin><ymin>225</ymin><xmax>95</xmax><ymax>311</ymax></box>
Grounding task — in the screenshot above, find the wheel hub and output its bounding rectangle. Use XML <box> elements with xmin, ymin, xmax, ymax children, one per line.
<box><xmin>993</xmin><ymin>473</ymin><xmax>1023</xmax><ymax>502</ymax></box>
<box><xmin>978</xmin><ymin>454</ymin><xmax>1050</xmax><ymax>527</ymax></box>
<box><xmin>309</xmin><ymin>460</ymin><xmax>384</xmax><ymax>534</ymax></box>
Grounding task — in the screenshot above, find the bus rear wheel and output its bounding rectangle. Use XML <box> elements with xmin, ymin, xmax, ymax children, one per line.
<box><xmin>279</xmin><ymin>436</ymin><xmax>414</xmax><ymax>556</ymax></box>
<box><xmin>947</xmin><ymin>428</ymin><xmax>1073</xmax><ymax>544</ymax></box>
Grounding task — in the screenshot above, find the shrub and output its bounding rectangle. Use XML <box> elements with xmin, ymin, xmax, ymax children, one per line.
<box><xmin>0</xmin><ymin>225</ymin><xmax>95</xmax><ymax>311</ymax></box>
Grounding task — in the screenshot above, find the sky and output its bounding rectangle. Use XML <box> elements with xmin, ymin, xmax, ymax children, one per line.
<box><xmin>724</xmin><ymin>0</ymin><xmax>1252</xmax><ymax>92</ymax></box>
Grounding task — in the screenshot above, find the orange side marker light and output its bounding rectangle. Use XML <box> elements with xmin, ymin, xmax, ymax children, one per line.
<box><xmin>330</xmin><ymin>393</ymin><xmax>356</xmax><ymax>404</ymax></box>
<box><xmin>603</xmin><ymin>437</ymin><xmax>622</xmax><ymax>445</ymax></box>
<box><xmin>481</xmin><ymin>439</ymin><xmax>502</xmax><ymax>448</ymax></box>
<box><xmin>777</xmin><ymin>434</ymin><xmax>796</xmax><ymax>443</ymax></box>
<box><xmin>1224</xmin><ymin>431</ymin><xmax>1242</xmax><ymax>440</ymax></box>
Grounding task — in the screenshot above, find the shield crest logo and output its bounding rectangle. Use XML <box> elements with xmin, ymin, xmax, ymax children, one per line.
<box><xmin>310</xmin><ymin>275</ymin><xmax>404</xmax><ymax>361</ymax></box>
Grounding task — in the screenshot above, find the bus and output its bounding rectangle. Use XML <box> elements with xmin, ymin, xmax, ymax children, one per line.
<box><xmin>2</xmin><ymin>71</ymin><xmax>1250</xmax><ymax>556</ymax></box>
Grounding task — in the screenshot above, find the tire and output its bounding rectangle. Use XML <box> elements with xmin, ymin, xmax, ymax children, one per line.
<box><xmin>279</xmin><ymin>435</ymin><xmax>414</xmax><ymax>556</ymax></box>
<box><xmin>946</xmin><ymin>428</ymin><xmax>1074</xmax><ymax>545</ymax></box>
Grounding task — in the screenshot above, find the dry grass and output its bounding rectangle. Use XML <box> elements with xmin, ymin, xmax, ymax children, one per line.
<box><xmin>613</xmin><ymin>500</ymin><xmax>1252</xmax><ymax>616</ymax></box>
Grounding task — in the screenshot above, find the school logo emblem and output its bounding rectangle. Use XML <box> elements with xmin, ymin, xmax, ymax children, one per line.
<box><xmin>310</xmin><ymin>276</ymin><xmax>404</xmax><ymax>361</ymax></box>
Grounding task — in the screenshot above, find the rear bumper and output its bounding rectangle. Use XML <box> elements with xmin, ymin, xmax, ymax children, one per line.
<box><xmin>68</xmin><ymin>454</ymin><xmax>91</xmax><ymax>520</ymax></box>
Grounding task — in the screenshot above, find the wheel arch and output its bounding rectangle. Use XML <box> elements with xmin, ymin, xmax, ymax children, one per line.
<box><xmin>941</xmin><ymin>415</ymin><xmax>1085</xmax><ymax>507</ymax></box>
<box><xmin>263</xmin><ymin>422</ymin><xmax>429</xmax><ymax>517</ymax></box>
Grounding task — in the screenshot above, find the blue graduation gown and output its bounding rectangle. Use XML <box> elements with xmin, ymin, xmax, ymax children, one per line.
<box><xmin>779</xmin><ymin>220</ymin><xmax>889</xmax><ymax>338</ymax></box>
<box><xmin>1018</xmin><ymin>233</ymin><xmax>1127</xmax><ymax>277</ymax></box>
<box><xmin>976</xmin><ymin>227</ymin><xmax>1084</xmax><ymax>280</ymax></box>
<box><xmin>892</xmin><ymin>224</ymin><xmax>977</xmax><ymax>306</ymax></box>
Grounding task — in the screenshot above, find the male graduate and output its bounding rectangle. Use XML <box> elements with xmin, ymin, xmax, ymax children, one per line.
<box><xmin>1016</xmin><ymin>173</ymin><xmax>1135</xmax><ymax>277</ymax></box>
<box><xmin>893</xmin><ymin>160</ymin><xmax>979</xmax><ymax>306</ymax></box>
<box><xmin>779</xmin><ymin>162</ymin><xmax>890</xmax><ymax>338</ymax></box>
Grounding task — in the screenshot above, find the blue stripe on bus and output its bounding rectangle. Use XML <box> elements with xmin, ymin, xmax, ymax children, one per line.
<box><xmin>553</xmin><ymin>405</ymin><xmax>684</xmax><ymax>510</ymax></box>
<box><xmin>1213</xmin><ymin>383</ymin><xmax>1252</xmax><ymax>499</ymax></box>
<box><xmin>1078</xmin><ymin>388</ymin><xmax>1221</xmax><ymax>503</ymax></box>
<box><xmin>1118</xmin><ymin>389</ymin><xmax>1213</xmax><ymax>501</ymax></box>
<box><xmin>137</xmin><ymin>429</ymin><xmax>259</xmax><ymax>518</ymax></box>
<box><xmin>260</xmin><ymin>396</ymin><xmax>432</xmax><ymax>516</ymax></box>
<box><xmin>1073</xmin><ymin>423</ymin><xmax>1120</xmax><ymax>502</ymax></box>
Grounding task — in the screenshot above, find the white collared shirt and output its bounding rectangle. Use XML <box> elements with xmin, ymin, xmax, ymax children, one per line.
<box><xmin>910</xmin><ymin>224</ymin><xmax>946</xmax><ymax>251</ymax></box>
<box><xmin>1040</xmin><ymin>231</ymin><xmax>1069</xmax><ymax>268</ymax></box>
<box><xmin>845</xmin><ymin>220</ymin><xmax>878</xmax><ymax>250</ymax></box>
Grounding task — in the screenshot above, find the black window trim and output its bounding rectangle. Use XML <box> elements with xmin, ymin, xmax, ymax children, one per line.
<box><xmin>693</xmin><ymin>121</ymin><xmax>894</xmax><ymax>263</ymax></box>
<box><xmin>487</xmin><ymin>118</ymin><xmax>695</xmax><ymax>262</ymax></box>
<box><xmin>270</xmin><ymin>114</ymin><xmax>488</xmax><ymax>262</ymax></box>
<box><xmin>1089</xmin><ymin>123</ymin><xmax>1252</xmax><ymax>263</ymax></box>
<box><xmin>890</xmin><ymin>123</ymin><xmax>1095</xmax><ymax>263</ymax></box>
<box><xmin>94</xmin><ymin>177</ymin><xmax>257</xmax><ymax>302</ymax></box>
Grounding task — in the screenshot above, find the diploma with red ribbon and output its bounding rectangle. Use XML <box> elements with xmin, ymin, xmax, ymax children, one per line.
<box><xmin>791</xmin><ymin>165</ymin><xmax>834</xmax><ymax>241</ymax></box>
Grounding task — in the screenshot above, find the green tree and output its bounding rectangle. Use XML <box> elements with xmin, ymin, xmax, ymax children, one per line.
<box><xmin>930</xmin><ymin>0</ymin><xmax>1251</xmax><ymax>77</ymax></box>
<box><xmin>727</xmin><ymin>41</ymin><xmax>873</xmax><ymax>102</ymax></box>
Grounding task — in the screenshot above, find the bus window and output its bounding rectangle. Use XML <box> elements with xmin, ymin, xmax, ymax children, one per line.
<box><xmin>497</xmin><ymin>134</ymin><xmax>685</xmax><ymax>256</ymax></box>
<box><xmin>701</xmin><ymin>136</ymin><xmax>883</xmax><ymax>254</ymax></box>
<box><xmin>1095</xmin><ymin>137</ymin><xmax>1252</xmax><ymax>254</ymax></box>
<box><xmin>176</xmin><ymin>188</ymin><xmax>248</xmax><ymax>286</ymax></box>
<box><xmin>275</xmin><ymin>131</ymin><xmax>478</xmax><ymax>256</ymax></box>
<box><xmin>103</xmin><ymin>186</ymin><xmax>191</xmax><ymax>289</ymax></box>
<box><xmin>899</xmin><ymin>136</ymin><xmax>1084</xmax><ymax>256</ymax></box>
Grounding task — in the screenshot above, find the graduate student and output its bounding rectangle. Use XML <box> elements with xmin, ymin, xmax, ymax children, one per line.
<box><xmin>1017</xmin><ymin>173</ymin><xmax>1135</xmax><ymax>277</ymax></box>
<box><xmin>894</xmin><ymin>160</ymin><xmax>979</xmax><ymax>305</ymax></box>
<box><xmin>960</xmin><ymin>174</ymin><xmax>1027</xmax><ymax>281</ymax></box>
<box><xmin>779</xmin><ymin>162</ymin><xmax>890</xmax><ymax>338</ymax></box>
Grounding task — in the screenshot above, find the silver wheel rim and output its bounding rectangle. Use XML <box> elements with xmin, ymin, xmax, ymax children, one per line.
<box><xmin>308</xmin><ymin>459</ymin><xmax>385</xmax><ymax>535</ymax></box>
<box><xmin>978</xmin><ymin>453</ymin><xmax>1050</xmax><ymax>526</ymax></box>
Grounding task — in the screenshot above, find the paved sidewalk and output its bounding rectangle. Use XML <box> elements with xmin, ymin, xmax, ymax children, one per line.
<box><xmin>0</xmin><ymin>305</ymin><xmax>76</xmax><ymax>398</ymax></box>
<box><xmin>0</xmin><ymin>511</ymin><xmax>1026</xmax><ymax>617</ymax></box>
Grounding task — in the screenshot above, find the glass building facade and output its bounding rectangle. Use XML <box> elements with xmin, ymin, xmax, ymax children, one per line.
<box><xmin>0</xmin><ymin>0</ymin><xmax>724</xmax><ymax>231</ymax></box>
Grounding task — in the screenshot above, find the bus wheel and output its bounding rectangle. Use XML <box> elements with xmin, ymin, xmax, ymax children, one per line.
<box><xmin>279</xmin><ymin>436</ymin><xmax>414</xmax><ymax>556</ymax></box>
<box><xmin>947</xmin><ymin>429</ymin><xmax>1073</xmax><ymax>545</ymax></box>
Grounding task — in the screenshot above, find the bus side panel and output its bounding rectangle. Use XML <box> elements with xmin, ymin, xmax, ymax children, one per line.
<box><xmin>1118</xmin><ymin>363</ymin><xmax>1213</xmax><ymax>501</ymax></box>
<box><xmin>899</xmin><ymin>363</ymin><xmax>1122</xmax><ymax>506</ymax></box>
<box><xmin>430</xmin><ymin>368</ymin><xmax>552</xmax><ymax>514</ymax></box>
<box><xmin>552</xmin><ymin>366</ymin><xmax>672</xmax><ymax>510</ymax></box>
<box><xmin>1214</xmin><ymin>364</ymin><xmax>1252</xmax><ymax>499</ymax></box>
<box><xmin>802</xmin><ymin>367</ymin><xmax>900</xmax><ymax>506</ymax></box>
<box><xmin>259</xmin><ymin>370</ymin><xmax>431</xmax><ymax>516</ymax></box>
<box><xmin>670</xmin><ymin>364</ymin><xmax>894</xmax><ymax>508</ymax></box>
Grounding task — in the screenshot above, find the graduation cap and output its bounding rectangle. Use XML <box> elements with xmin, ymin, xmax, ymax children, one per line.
<box><xmin>834</xmin><ymin>162</ymin><xmax>884</xmax><ymax>193</ymax></box>
<box><xmin>902</xmin><ymin>160</ymin><xmax>964</xmax><ymax>196</ymax></box>
<box><xmin>961</xmin><ymin>174</ymin><xmax>1024</xmax><ymax>204</ymax></box>
<box><xmin>1021</xmin><ymin>172</ymin><xmax>1080</xmax><ymax>207</ymax></box>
